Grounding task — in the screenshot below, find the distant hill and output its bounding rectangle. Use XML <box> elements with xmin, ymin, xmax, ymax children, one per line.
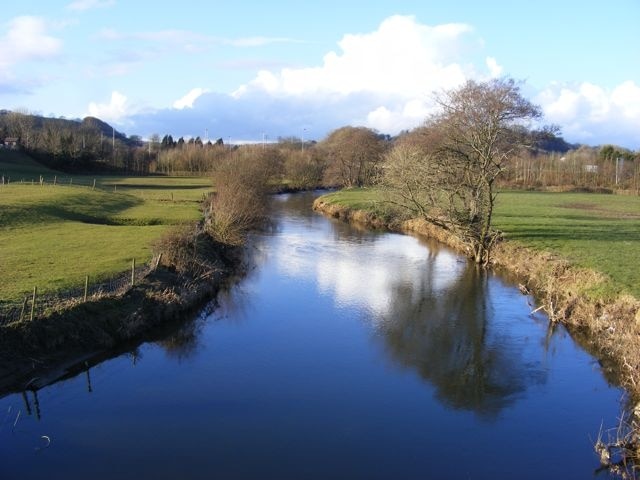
<box><xmin>79</xmin><ymin>116</ymin><xmax>131</xmax><ymax>144</ymax></box>
<box><xmin>0</xmin><ymin>110</ymin><xmax>132</xmax><ymax>146</ymax></box>
<box><xmin>0</xmin><ymin>110</ymin><xmax>149</xmax><ymax>173</ymax></box>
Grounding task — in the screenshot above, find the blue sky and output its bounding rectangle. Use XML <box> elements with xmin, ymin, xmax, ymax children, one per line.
<box><xmin>1</xmin><ymin>0</ymin><xmax>639</xmax><ymax>148</ymax></box>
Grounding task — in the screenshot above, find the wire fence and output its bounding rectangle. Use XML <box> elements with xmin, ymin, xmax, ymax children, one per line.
<box><xmin>0</xmin><ymin>257</ymin><xmax>159</xmax><ymax>326</ymax></box>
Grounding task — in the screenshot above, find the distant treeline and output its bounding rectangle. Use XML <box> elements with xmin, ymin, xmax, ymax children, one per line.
<box><xmin>1</xmin><ymin>109</ymin><xmax>638</xmax><ymax>191</ymax></box>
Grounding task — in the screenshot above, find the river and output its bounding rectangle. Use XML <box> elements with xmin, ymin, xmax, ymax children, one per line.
<box><xmin>0</xmin><ymin>192</ymin><xmax>622</xmax><ymax>479</ymax></box>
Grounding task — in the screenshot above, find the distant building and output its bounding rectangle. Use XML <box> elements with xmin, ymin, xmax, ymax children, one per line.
<box><xmin>1</xmin><ymin>137</ymin><xmax>19</xmax><ymax>149</ymax></box>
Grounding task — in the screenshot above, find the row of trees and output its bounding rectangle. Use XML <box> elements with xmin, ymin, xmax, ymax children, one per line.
<box><xmin>0</xmin><ymin>111</ymin><xmax>151</xmax><ymax>173</ymax></box>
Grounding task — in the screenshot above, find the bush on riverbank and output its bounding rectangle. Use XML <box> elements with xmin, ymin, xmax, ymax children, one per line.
<box><xmin>205</xmin><ymin>153</ymin><xmax>273</xmax><ymax>245</ymax></box>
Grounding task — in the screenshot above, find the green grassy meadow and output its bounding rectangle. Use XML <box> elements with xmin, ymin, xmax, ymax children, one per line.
<box><xmin>493</xmin><ymin>191</ymin><xmax>640</xmax><ymax>298</ymax></box>
<box><xmin>0</xmin><ymin>151</ymin><xmax>211</xmax><ymax>301</ymax></box>
<box><xmin>318</xmin><ymin>188</ymin><xmax>640</xmax><ymax>298</ymax></box>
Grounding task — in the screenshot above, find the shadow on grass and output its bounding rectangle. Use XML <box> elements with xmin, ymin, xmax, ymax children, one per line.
<box><xmin>503</xmin><ymin>221</ymin><xmax>639</xmax><ymax>242</ymax></box>
<box><xmin>104</xmin><ymin>183</ymin><xmax>208</xmax><ymax>190</ymax></box>
<box><xmin>1</xmin><ymin>192</ymin><xmax>144</xmax><ymax>228</ymax></box>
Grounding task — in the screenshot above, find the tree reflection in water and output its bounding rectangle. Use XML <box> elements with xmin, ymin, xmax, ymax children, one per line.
<box><xmin>376</xmin><ymin>251</ymin><xmax>548</xmax><ymax>418</ymax></box>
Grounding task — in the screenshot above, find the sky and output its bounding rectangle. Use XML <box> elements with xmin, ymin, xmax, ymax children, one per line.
<box><xmin>1</xmin><ymin>0</ymin><xmax>639</xmax><ymax>148</ymax></box>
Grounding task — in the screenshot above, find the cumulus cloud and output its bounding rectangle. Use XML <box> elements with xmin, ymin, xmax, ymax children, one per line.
<box><xmin>88</xmin><ymin>91</ymin><xmax>130</xmax><ymax>122</ymax></box>
<box><xmin>0</xmin><ymin>16</ymin><xmax>62</xmax><ymax>69</ymax></box>
<box><xmin>173</xmin><ymin>88</ymin><xmax>210</xmax><ymax>110</ymax></box>
<box><xmin>537</xmin><ymin>81</ymin><xmax>640</xmax><ymax>147</ymax></box>
<box><xmin>234</xmin><ymin>15</ymin><xmax>476</xmax><ymax>99</ymax></box>
<box><xmin>225</xmin><ymin>15</ymin><xmax>496</xmax><ymax>135</ymax></box>
<box><xmin>66</xmin><ymin>0</ymin><xmax>115</xmax><ymax>11</ymax></box>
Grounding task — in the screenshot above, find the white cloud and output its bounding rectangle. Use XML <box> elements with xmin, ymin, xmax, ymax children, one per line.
<box><xmin>66</xmin><ymin>0</ymin><xmax>115</xmax><ymax>11</ymax></box>
<box><xmin>537</xmin><ymin>81</ymin><xmax>640</xmax><ymax>147</ymax></box>
<box><xmin>485</xmin><ymin>57</ymin><xmax>503</xmax><ymax>77</ymax></box>
<box><xmin>0</xmin><ymin>16</ymin><xmax>62</xmax><ymax>69</ymax></box>
<box><xmin>235</xmin><ymin>15</ymin><xmax>476</xmax><ymax>99</ymax></box>
<box><xmin>173</xmin><ymin>88</ymin><xmax>210</xmax><ymax>110</ymax></box>
<box><xmin>87</xmin><ymin>91</ymin><xmax>130</xmax><ymax>122</ymax></box>
<box><xmin>227</xmin><ymin>15</ymin><xmax>496</xmax><ymax>135</ymax></box>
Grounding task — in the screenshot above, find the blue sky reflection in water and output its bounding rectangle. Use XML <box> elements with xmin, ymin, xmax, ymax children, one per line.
<box><xmin>0</xmin><ymin>192</ymin><xmax>623</xmax><ymax>479</ymax></box>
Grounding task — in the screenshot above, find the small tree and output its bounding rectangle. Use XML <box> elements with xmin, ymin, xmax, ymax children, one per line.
<box><xmin>384</xmin><ymin>78</ymin><xmax>541</xmax><ymax>265</ymax></box>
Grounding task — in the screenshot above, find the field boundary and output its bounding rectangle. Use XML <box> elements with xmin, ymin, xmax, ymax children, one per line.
<box><xmin>0</xmin><ymin>256</ymin><xmax>159</xmax><ymax>325</ymax></box>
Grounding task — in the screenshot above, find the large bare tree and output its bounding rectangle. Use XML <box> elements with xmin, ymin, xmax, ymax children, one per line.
<box><xmin>384</xmin><ymin>78</ymin><xmax>541</xmax><ymax>265</ymax></box>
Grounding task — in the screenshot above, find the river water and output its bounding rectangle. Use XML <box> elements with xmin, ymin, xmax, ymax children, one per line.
<box><xmin>0</xmin><ymin>192</ymin><xmax>623</xmax><ymax>479</ymax></box>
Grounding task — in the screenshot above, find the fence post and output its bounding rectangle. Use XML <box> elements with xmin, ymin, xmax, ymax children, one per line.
<box><xmin>131</xmin><ymin>258</ymin><xmax>136</xmax><ymax>287</ymax></box>
<box><xmin>53</xmin><ymin>175</ymin><xmax>57</xmax><ymax>186</ymax></box>
<box><xmin>92</xmin><ymin>179</ymin><xmax>96</xmax><ymax>190</ymax></box>
<box><xmin>30</xmin><ymin>286</ymin><xmax>37</xmax><ymax>321</ymax></box>
<box><xmin>19</xmin><ymin>297</ymin><xmax>28</xmax><ymax>321</ymax></box>
<box><xmin>84</xmin><ymin>275</ymin><xmax>89</xmax><ymax>302</ymax></box>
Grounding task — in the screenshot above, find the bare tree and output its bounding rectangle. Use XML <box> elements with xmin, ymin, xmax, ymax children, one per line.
<box><xmin>321</xmin><ymin>126</ymin><xmax>387</xmax><ymax>187</ymax></box>
<box><xmin>384</xmin><ymin>78</ymin><xmax>541</xmax><ymax>265</ymax></box>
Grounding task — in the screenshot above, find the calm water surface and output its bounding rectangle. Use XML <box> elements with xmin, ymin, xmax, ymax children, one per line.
<box><xmin>0</xmin><ymin>192</ymin><xmax>622</xmax><ymax>479</ymax></box>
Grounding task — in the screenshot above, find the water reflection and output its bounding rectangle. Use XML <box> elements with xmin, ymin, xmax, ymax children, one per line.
<box><xmin>271</xmin><ymin>193</ymin><xmax>547</xmax><ymax>417</ymax></box>
<box><xmin>155</xmin><ymin>316</ymin><xmax>203</xmax><ymax>361</ymax></box>
<box><xmin>377</xmin><ymin>264</ymin><xmax>547</xmax><ymax>417</ymax></box>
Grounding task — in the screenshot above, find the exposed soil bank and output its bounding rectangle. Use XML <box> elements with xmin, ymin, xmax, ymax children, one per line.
<box><xmin>0</xmin><ymin>230</ymin><xmax>244</xmax><ymax>397</ymax></box>
<box><xmin>313</xmin><ymin>198</ymin><xmax>640</xmax><ymax>400</ymax></box>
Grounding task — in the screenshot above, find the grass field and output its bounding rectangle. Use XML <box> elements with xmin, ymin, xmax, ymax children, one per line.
<box><xmin>0</xmin><ymin>150</ymin><xmax>211</xmax><ymax>301</ymax></box>
<box><xmin>493</xmin><ymin>191</ymin><xmax>640</xmax><ymax>298</ymax></box>
<box><xmin>318</xmin><ymin>188</ymin><xmax>640</xmax><ymax>299</ymax></box>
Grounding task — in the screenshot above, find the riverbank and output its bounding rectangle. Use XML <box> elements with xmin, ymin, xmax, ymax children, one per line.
<box><xmin>313</xmin><ymin>196</ymin><xmax>640</xmax><ymax>398</ymax></box>
<box><xmin>0</xmin><ymin>227</ymin><xmax>244</xmax><ymax>397</ymax></box>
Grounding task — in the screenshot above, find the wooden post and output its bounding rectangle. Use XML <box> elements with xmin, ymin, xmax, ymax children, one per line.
<box><xmin>84</xmin><ymin>275</ymin><xmax>89</xmax><ymax>302</ymax></box>
<box><xmin>92</xmin><ymin>179</ymin><xmax>96</xmax><ymax>190</ymax></box>
<box><xmin>154</xmin><ymin>253</ymin><xmax>163</xmax><ymax>270</ymax></box>
<box><xmin>131</xmin><ymin>258</ymin><xmax>136</xmax><ymax>287</ymax></box>
<box><xmin>53</xmin><ymin>175</ymin><xmax>57</xmax><ymax>186</ymax></box>
<box><xmin>114</xmin><ymin>184</ymin><xmax>117</xmax><ymax>192</ymax></box>
<box><xmin>30</xmin><ymin>287</ymin><xmax>37</xmax><ymax>321</ymax></box>
<box><xmin>19</xmin><ymin>297</ymin><xmax>28</xmax><ymax>321</ymax></box>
